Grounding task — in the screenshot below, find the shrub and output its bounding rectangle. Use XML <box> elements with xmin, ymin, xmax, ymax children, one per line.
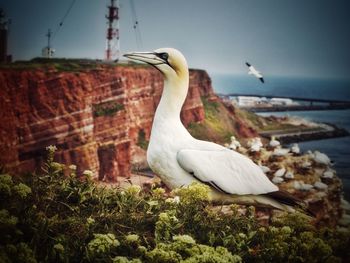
<box><xmin>0</xmin><ymin>146</ymin><xmax>349</xmax><ymax>262</ymax></box>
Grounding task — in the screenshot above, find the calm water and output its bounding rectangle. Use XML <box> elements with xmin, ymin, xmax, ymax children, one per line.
<box><xmin>211</xmin><ymin>74</ymin><xmax>350</xmax><ymax>199</ymax></box>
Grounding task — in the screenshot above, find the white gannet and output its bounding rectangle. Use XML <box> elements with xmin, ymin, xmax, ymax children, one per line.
<box><xmin>258</xmin><ymin>162</ymin><xmax>271</xmax><ymax>174</ymax></box>
<box><xmin>124</xmin><ymin>48</ymin><xmax>301</xmax><ymax>211</ymax></box>
<box><xmin>313</xmin><ymin>151</ymin><xmax>332</xmax><ymax>166</ymax></box>
<box><xmin>291</xmin><ymin>143</ymin><xmax>300</xmax><ymax>155</ymax></box>
<box><xmin>322</xmin><ymin>169</ymin><xmax>335</xmax><ymax>178</ymax></box>
<box><xmin>246</xmin><ymin>62</ymin><xmax>264</xmax><ymax>83</ymax></box>
<box><xmin>293</xmin><ymin>181</ymin><xmax>314</xmax><ymax>191</ymax></box>
<box><xmin>228</xmin><ymin>136</ymin><xmax>241</xmax><ymax>151</ymax></box>
<box><xmin>273</xmin><ymin>147</ymin><xmax>290</xmax><ymax>157</ymax></box>
<box><xmin>269</xmin><ymin>136</ymin><xmax>280</xmax><ymax>148</ymax></box>
<box><xmin>284</xmin><ymin>170</ymin><xmax>295</xmax><ymax>179</ymax></box>
<box><xmin>274</xmin><ymin>167</ymin><xmax>286</xmax><ymax>177</ymax></box>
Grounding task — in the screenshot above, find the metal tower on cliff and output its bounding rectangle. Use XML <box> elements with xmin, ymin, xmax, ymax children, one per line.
<box><xmin>105</xmin><ymin>0</ymin><xmax>120</xmax><ymax>61</ymax></box>
<box><xmin>42</xmin><ymin>29</ymin><xmax>55</xmax><ymax>58</ymax></box>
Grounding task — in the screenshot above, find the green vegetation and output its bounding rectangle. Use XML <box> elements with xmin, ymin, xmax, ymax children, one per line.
<box><xmin>0</xmin><ymin>146</ymin><xmax>349</xmax><ymax>262</ymax></box>
<box><xmin>0</xmin><ymin>58</ymin><xmax>104</xmax><ymax>72</ymax></box>
<box><xmin>137</xmin><ymin>130</ymin><xmax>149</xmax><ymax>150</ymax></box>
<box><xmin>93</xmin><ymin>101</ymin><xmax>125</xmax><ymax>117</ymax></box>
<box><xmin>236</xmin><ymin>109</ymin><xmax>326</xmax><ymax>134</ymax></box>
<box><xmin>0</xmin><ymin>58</ymin><xmax>151</xmax><ymax>72</ymax></box>
<box><xmin>187</xmin><ymin>97</ymin><xmax>236</xmax><ymax>144</ymax></box>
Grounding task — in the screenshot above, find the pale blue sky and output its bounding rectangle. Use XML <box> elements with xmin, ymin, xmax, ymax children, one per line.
<box><xmin>1</xmin><ymin>0</ymin><xmax>350</xmax><ymax>79</ymax></box>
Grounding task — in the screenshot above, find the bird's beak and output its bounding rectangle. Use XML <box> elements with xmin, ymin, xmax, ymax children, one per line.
<box><xmin>123</xmin><ymin>51</ymin><xmax>164</xmax><ymax>66</ymax></box>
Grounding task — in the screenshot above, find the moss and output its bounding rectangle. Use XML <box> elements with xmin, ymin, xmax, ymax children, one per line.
<box><xmin>187</xmin><ymin>97</ymin><xmax>235</xmax><ymax>144</ymax></box>
<box><xmin>137</xmin><ymin>130</ymin><xmax>149</xmax><ymax>150</ymax></box>
<box><xmin>93</xmin><ymin>101</ymin><xmax>125</xmax><ymax>117</ymax></box>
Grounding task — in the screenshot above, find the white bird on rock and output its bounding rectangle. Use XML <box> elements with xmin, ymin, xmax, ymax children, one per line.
<box><xmin>313</xmin><ymin>151</ymin><xmax>332</xmax><ymax>166</ymax></box>
<box><xmin>246</xmin><ymin>62</ymin><xmax>264</xmax><ymax>83</ymax></box>
<box><xmin>228</xmin><ymin>136</ymin><xmax>241</xmax><ymax>151</ymax></box>
<box><xmin>124</xmin><ymin>48</ymin><xmax>302</xmax><ymax>212</ymax></box>
<box><xmin>291</xmin><ymin>143</ymin><xmax>300</xmax><ymax>155</ymax></box>
<box><xmin>269</xmin><ymin>136</ymin><xmax>280</xmax><ymax>148</ymax></box>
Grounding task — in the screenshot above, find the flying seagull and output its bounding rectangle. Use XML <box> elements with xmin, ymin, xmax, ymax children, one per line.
<box><xmin>246</xmin><ymin>62</ymin><xmax>264</xmax><ymax>83</ymax></box>
<box><xmin>124</xmin><ymin>48</ymin><xmax>302</xmax><ymax>212</ymax></box>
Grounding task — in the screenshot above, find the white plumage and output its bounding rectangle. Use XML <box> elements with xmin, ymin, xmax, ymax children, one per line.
<box><xmin>313</xmin><ymin>151</ymin><xmax>332</xmax><ymax>166</ymax></box>
<box><xmin>124</xmin><ymin>48</ymin><xmax>299</xmax><ymax>211</ymax></box>
<box><xmin>291</xmin><ymin>143</ymin><xmax>300</xmax><ymax>154</ymax></box>
<box><xmin>269</xmin><ymin>136</ymin><xmax>280</xmax><ymax>148</ymax></box>
<box><xmin>228</xmin><ymin>136</ymin><xmax>241</xmax><ymax>150</ymax></box>
<box><xmin>246</xmin><ymin>62</ymin><xmax>264</xmax><ymax>83</ymax></box>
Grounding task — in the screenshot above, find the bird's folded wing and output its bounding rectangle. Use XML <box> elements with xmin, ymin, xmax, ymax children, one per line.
<box><xmin>177</xmin><ymin>149</ymin><xmax>278</xmax><ymax>195</ymax></box>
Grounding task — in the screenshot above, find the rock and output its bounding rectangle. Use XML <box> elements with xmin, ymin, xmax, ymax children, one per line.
<box><xmin>338</xmin><ymin>214</ymin><xmax>350</xmax><ymax>227</ymax></box>
<box><xmin>0</xmin><ymin>66</ymin><xmax>214</xmax><ymax>180</ymax></box>
<box><xmin>314</xmin><ymin>181</ymin><xmax>328</xmax><ymax>190</ymax></box>
<box><xmin>341</xmin><ymin>198</ymin><xmax>350</xmax><ymax>212</ymax></box>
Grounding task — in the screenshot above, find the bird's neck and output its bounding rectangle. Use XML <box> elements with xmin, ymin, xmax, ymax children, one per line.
<box><xmin>155</xmin><ymin>72</ymin><xmax>189</xmax><ymax>122</ymax></box>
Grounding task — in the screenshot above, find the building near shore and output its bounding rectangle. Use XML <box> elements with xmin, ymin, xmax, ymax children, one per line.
<box><xmin>236</xmin><ymin>96</ymin><xmax>268</xmax><ymax>107</ymax></box>
<box><xmin>270</xmin><ymin>98</ymin><xmax>297</xmax><ymax>106</ymax></box>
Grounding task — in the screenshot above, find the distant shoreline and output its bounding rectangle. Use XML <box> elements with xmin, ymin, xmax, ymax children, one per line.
<box><xmin>259</xmin><ymin>123</ymin><xmax>349</xmax><ymax>144</ymax></box>
<box><xmin>242</xmin><ymin>104</ymin><xmax>350</xmax><ymax>112</ymax></box>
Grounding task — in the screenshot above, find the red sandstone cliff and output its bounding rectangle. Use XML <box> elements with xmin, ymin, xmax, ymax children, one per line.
<box><xmin>0</xmin><ymin>65</ymin><xmax>228</xmax><ymax>181</ymax></box>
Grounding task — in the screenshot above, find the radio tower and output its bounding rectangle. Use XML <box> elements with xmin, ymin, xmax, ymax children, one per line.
<box><xmin>105</xmin><ymin>0</ymin><xmax>119</xmax><ymax>61</ymax></box>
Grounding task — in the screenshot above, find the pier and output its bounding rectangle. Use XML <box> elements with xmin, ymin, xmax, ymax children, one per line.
<box><xmin>218</xmin><ymin>93</ymin><xmax>350</xmax><ymax>112</ymax></box>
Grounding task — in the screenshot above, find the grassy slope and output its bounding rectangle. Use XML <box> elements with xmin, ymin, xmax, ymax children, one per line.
<box><xmin>187</xmin><ymin>96</ymin><xmax>326</xmax><ymax>145</ymax></box>
<box><xmin>187</xmin><ymin>97</ymin><xmax>243</xmax><ymax>144</ymax></box>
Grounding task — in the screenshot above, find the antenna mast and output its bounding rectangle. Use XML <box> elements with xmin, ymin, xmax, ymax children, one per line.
<box><xmin>105</xmin><ymin>0</ymin><xmax>119</xmax><ymax>61</ymax></box>
<box><xmin>42</xmin><ymin>29</ymin><xmax>55</xmax><ymax>58</ymax></box>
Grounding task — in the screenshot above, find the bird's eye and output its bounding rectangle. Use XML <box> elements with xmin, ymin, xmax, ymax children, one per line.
<box><xmin>157</xmin><ymin>52</ymin><xmax>169</xmax><ymax>61</ymax></box>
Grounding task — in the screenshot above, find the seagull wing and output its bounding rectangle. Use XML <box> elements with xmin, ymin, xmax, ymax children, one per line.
<box><xmin>177</xmin><ymin>148</ymin><xmax>278</xmax><ymax>195</ymax></box>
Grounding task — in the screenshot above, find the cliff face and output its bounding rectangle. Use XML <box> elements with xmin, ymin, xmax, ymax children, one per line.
<box><xmin>0</xmin><ymin>66</ymin><xmax>216</xmax><ymax>180</ymax></box>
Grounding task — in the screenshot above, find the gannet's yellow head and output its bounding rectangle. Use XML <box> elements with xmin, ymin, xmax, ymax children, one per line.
<box><xmin>124</xmin><ymin>48</ymin><xmax>188</xmax><ymax>79</ymax></box>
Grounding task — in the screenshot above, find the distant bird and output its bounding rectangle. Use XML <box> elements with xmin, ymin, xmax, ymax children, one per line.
<box><xmin>293</xmin><ymin>181</ymin><xmax>314</xmax><ymax>191</ymax></box>
<box><xmin>272</xmin><ymin>176</ymin><xmax>284</xmax><ymax>184</ymax></box>
<box><xmin>312</xmin><ymin>151</ymin><xmax>332</xmax><ymax>166</ymax></box>
<box><xmin>291</xmin><ymin>143</ymin><xmax>300</xmax><ymax>155</ymax></box>
<box><xmin>273</xmin><ymin>147</ymin><xmax>290</xmax><ymax>157</ymax></box>
<box><xmin>269</xmin><ymin>136</ymin><xmax>280</xmax><ymax>148</ymax></box>
<box><xmin>274</xmin><ymin>167</ymin><xmax>286</xmax><ymax>177</ymax></box>
<box><xmin>124</xmin><ymin>48</ymin><xmax>301</xmax><ymax>212</ymax></box>
<box><xmin>246</xmin><ymin>62</ymin><xmax>264</xmax><ymax>83</ymax></box>
<box><xmin>284</xmin><ymin>170</ymin><xmax>295</xmax><ymax>179</ymax></box>
<box><xmin>249</xmin><ymin>137</ymin><xmax>263</xmax><ymax>152</ymax></box>
<box><xmin>322</xmin><ymin>169</ymin><xmax>335</xmax><ymax>178</ymax></box>
<box><xmin>258</xmin><ymin>161</ymin><xmax>271</xmax><ymax>174</ymax></box>
<box><xmin>228</xmin><ymin>136</ymin><xmax>241</xmax><ymax>151</ymax></box>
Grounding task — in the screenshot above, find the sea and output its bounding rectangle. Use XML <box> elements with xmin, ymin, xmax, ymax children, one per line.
<box><xmin>211</xmin><ymin>74</ymin><xmax>350</xmax><ymax>200</ymax></box>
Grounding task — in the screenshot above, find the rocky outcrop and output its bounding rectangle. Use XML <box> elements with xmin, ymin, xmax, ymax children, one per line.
<box><xmin>0</xmin><ymin>65</ymin><xmax>215</xmax><ymax>181</ymax></box>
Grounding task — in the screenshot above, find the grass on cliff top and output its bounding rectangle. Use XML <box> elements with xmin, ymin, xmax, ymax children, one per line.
<box><xmin>0</xmin><ymin>146</ymin><xmax>349</xmax><ymax>262</ymax></box>
<box><xmin>0</xmin><ymin>58</ymin><xmax>150</xmax><ymax>72</ymax></box>
<box><xmin>187</xmin><ymin>97</ymin><xmax>239</xmax><ymax>144</ymax></box>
